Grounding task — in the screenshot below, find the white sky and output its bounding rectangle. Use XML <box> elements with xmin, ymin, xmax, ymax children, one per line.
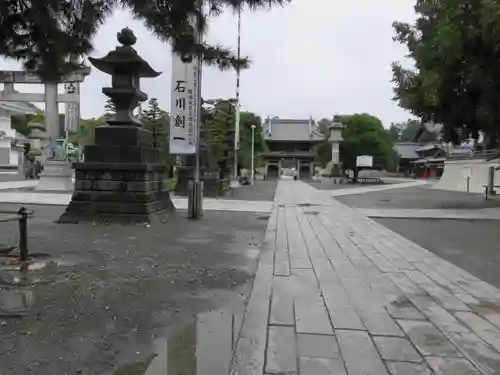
<box><xmin>0</xmin><ymin>0</ymin><xmax>417</xmax><ymax>126</ymax></box>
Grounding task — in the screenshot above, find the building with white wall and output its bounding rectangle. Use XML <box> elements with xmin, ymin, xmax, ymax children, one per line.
<box><xmin>0</xmin><ymin>101</ymin><xmax>38</xmax><ymax>168</ymax></box>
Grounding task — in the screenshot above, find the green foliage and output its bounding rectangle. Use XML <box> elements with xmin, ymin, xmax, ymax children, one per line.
<box><xmin>10</xmin><ymin>111</ymin><xmax>45</xmax><ymax>136</ymax></box>
<box><xmin>203</xmin><ymin>100</ymin><xmax>236</xmax><ymax>174</ymax></box>
<box><xmin>314</xmin><ymin>138</ymin><xmax>332</xmax><ymax>168</ymax></box>
<box><xmin>70</xmin><ymin>116</ymin><xmax>107</xmax><ymax>147</ymax></box>
<box><xmin>103</xmin><ymin>98</ymin><xmax>116</xmax><ymax>120</ymax></box>
<box><xmin>317</xmin><ymin>118</ymin><xmax>332</xmax><ymax>135</ymax></box>
<box><xmin>139</xmin><ymin>98</ymin><xmax>172</xmax><ymax>165</ymax></box>
<box><xmin>339</xmin><ymin>114</ymin><xmax>398</xmax><ymax>171</ymax></box>
<box><xmin>202</xmin><ymin>99</ymin><xmax>265</xmax><ymax>175</ymax></box>
<box><xmin>0</xmin><ymin>0</ymin><xmax>289</xmax><ymax>80</ymax></box>
<box><xmin>239</xmin><ymin>111</ymin><xmax>266</xmax><ymax>168</ymax></box>
<box><xmin>388</xmin><ymin>119</ymin><xmax>438</xmax><ymax>143</ymax></box>
<box><xmin>392</xmin><ymin>0</ymin><xmax>500</xmax><ymax>146</ymax></box>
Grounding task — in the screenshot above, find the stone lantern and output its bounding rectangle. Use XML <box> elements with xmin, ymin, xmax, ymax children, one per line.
<box><xmin>58</xmin><ymin>28</ymin><xmax>175</xmax><ymax>223</ymax></box>
<box><xmin>325</xmin><ymin>115</ymin><xmax>345</xmax><ymax>182</ymax></box>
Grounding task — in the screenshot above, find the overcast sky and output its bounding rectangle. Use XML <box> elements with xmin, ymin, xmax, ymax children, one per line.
<box><xmin>0</xmin><ymin>0</ymin><xmax>417</xmax><ymax>127</ymax></box>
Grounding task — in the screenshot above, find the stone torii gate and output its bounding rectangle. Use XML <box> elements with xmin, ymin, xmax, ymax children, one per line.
<box><xmin>0</xmin><ymin>67</ymin><xmax>90</xmax><ymax>190</ymax></box>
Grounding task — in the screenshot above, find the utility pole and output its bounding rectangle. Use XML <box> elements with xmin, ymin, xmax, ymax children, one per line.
<box><xmin>231</xmin><ymin>5</ymin><xmax>242</xmax><ymax>189</ymax></box>
<box><xmin>251</xmin><ymin>124</ymin><xmax>256</xmax><ymax>185</ymax></box>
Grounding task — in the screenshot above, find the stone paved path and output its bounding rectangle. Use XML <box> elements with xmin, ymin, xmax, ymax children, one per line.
<box><xmin>0</xmin><ymin>191</ymin><xmax>273</xmax><ymax>213</ymax></box>
<box><xmin>358</xmin><ymin>208</ymin><xmax>500</xmax><ymax>220</ymax></box>
<box><xmin>230</xmin><ymin>180</ymin><xmax>500</xmax><ymax>375</ymax></box>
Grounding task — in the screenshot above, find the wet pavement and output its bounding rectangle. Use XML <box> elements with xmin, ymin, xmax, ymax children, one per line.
<box><xmin>336</xmin><ymin>185</ymin><xmax>500</xmax><ymax>209</ymax></box>
<box><xmin>375</xmin><ymin>218</ymin><xmax>500</xmax><ymax>291</ymax></box>
<box><xmin>0</xmin><ymin>204</ymin><xmax>267</xmax><ymax>375</ymax></box>
<box><xmin>230</xmin><ymin>180</ymin><xmax>500</xmax><ymax>375</ymax></box>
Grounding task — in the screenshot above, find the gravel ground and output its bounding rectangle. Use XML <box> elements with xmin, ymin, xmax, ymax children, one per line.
<box><xmin>336</xmin><ymin>186</ymin><xmax>500</xmax><ymax>209</ymax></box>
<box><xmin>221</xmin><ymin>180</ymin><xmax>278</xmax><ymax>201</ymax></box>
<box><xmin>375</xmin><ymin>218</ymin><xmax>500</xmax><ymax>289</ymax></box>
<box><xmin>0</xmin><ymin>204</ymin><xmax>267</xmax><ymax>375</ymax></box>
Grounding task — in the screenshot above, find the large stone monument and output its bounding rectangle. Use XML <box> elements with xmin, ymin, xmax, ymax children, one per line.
<box><xmin>174</xmin><ymin>127</ymin><xmax>221</xmax><ymax>197</ymax></box>
<box><xmin>58</xmin><ymin>28</ymin><xmax>175</xmax><ymax>223</ymax></box>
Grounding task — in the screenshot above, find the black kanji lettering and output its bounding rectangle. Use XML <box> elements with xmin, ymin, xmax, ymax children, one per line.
<box><xmin>174</xmin><ymin>115</ymin><xmax>185</xmax><ymax>128</ymax></box>
<box><xmin>176</xmin><ymin>97</ymin><xmax>186</xmax><ymax>110</ymax></box>
<box><xmin>174</xmin><ymin>80</ymin><xmax>186</xmax><ymax>92</ymax></box>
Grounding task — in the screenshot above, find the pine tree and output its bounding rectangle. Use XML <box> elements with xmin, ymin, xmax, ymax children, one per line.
<box><xmin>140</xmin><ymin>98</ymin><xmax>171</xmax><ymax>165</ymax></box>
<box><xmin>103</xmin><ymin>98</ymin><xmax>115</xmax><ymax>120</ymax></box>
<box><xmin>0</xmin><ymin>0</ymin><xmax>289</xmax><ymax>81</ymax></box>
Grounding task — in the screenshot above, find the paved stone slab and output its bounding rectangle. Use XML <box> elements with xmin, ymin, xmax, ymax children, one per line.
<box><xmin>265</xmin><ymin>326</ymin><xmax>297</xmax><ymax>374</ymax></box>
<box><xmin>0</xmin><ymin>191</ymin><xmax>273</xmax><ymax>212</ymax></box>
<box><xmin>292</xmin><ymin>269</ymin><xmax>334</xmax><ymax>335</ymax></box>
<box><xmin>231</xmin><ymin>181</ymin><xmax>500</xmax><ymax>374</ymax></box>
<box><xmin>398</xmin><ymin>319</ymin><xmax>463</xmax><ymax>358</ymax></box>
<box><xmin>454</xmin><ymin>311</ymin><xmax>500</xmax><ymax>352</ymax></box>
<box><xmin>426</xmin><ymin>356</ymin><xmax>481</xmax><ymax>374</ymax></box>
<box><xmin>373</xmin><ymin>336</ymin><xmax>424</xmax><ymax>363</ymax></box>
<box><xmin>270</xmin><ymin>276</ymin><xmax>294</xmax><ymax>326</ymax></box>
<box><xmin>336</xmin><ymin>329</ymin><xmax>389</xmax><ymax>375</ymax></box>
<box><xmin>385</xmin><ymin>361</ymin><xmax>432</xmax><ymax>375</ymax></box>
<box><xmin>297</xmin><ymin>334</ymin><xmax>340</xmax><ymax>358</ymax></box>
<box><xmin>274</xmin><ymin>207</ymin><xmax>291</xmax><ymax>276</ymax></box>
<box><xmin>299</xmin><ymin>357</ymin><xmax>347</xmax><ymax>375</ymax></box>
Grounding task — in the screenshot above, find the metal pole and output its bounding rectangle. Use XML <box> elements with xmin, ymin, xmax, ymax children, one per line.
<box><xmin>251</xmin><ymin>124</ymin><xmax>255</xmax><ymax>185</ymax></box>
<box><xmin>189</xmin><ymin>0</ymin><xmax>204</xmax><ymax>219</ymax></box>
<box><xmin>232</xmin><ymin>5</ymin><xmax>242</xmax><ymax>188</ymax></box>
<box><xmin>18</xmin><ymin>207</ymin><xmax>28</xmax><ymax>262</ymax></box>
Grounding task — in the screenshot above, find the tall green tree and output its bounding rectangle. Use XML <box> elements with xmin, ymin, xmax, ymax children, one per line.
<box><xmin>392</xmin><ymin>0</ymin><xmax>500</xmax><ymax>147</ymax></box>
<box><xmin>238</xmin><ymin>111</ymin><xmax>265</xmax><ymax>169</ymax></box>
<box><xmin>388</xmin><ymin>119</ymin><xmax>438</xmax><ymax>143</ymax></box>
<box><xmin>340</xmin><ymin>114</ymin><xmax>398</xmax><ymax>171</ymax></box>
<box><xmin>103</xmin><ymin>98</ymin><xmax>116</xmax><ymax>120</ymax></box>
<box><xmin>387</xmin><ymin>122</ymin><xmax>403</xmax><ymax>142</ymax></box>
<box><xmin>203</xmin><ymin>99</ymin><xmax>236</xmax><ymax>174</ymax></box>
<box><xmin>0</xmin><ymin>0</ymin><xmax>289</xmax><ymax>81</ymax></box>
<box><xmin>139</xmin><ymin>98</ymin><xmax>171</xmax><ymax>165</ymax></box>
<box><xmin>202</xmin><ymin>99</ymin><xmax>264</xmax><ymax>174</ymax></box>
<box><xmin>317</xmin><ymin>118</ymin><xmax>332</xmax><ymax>135</ymax></box>
<box><xmin>71</xmin><ymin>117</ymin><xmax>107</xmax><ymax>147</ymax></box>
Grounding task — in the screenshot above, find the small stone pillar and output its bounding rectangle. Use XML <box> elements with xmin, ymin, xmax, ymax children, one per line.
<box><xmin>58</xmin><ymin>28</ymin><xmax>175</xmax><ymax>223</ymax></box>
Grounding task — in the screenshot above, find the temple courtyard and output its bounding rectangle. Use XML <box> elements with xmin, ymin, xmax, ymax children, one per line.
<box><xmin>2</xmin><ymin>179</ymin><xmax>500</xmax><ymax>374</ymax></box>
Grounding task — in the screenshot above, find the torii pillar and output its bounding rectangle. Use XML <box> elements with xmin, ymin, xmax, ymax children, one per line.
<box><xmin>0</xmin><ymin>68</ymin><xmax>90</xmax><ymax>191</ymax></box>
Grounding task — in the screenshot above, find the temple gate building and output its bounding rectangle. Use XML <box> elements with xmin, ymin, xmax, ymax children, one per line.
<box><xmin>261</xmin><ymin>117</ymin><xmax>323</xmax><ymax>180</ymax></box>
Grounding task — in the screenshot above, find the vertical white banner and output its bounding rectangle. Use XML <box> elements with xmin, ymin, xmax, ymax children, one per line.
<box><xmin>64</xmin><ymin>82</ymin><xmax>80</xmax><ymax>134</ymax></box>
<box><xmin>170</xmin><ymin>52</ymin><xmax>200</xmax><ymax>155</ymax></box>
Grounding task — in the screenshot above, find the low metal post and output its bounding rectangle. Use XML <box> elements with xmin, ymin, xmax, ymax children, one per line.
<box><xmin>18</xmin><ymin>207</ymin><xmax>28</xmax><ymax>262</ymax></box>
<box><xmin>488</xmin><ymin>166</ymin><xmax>495</xmax><ymax>195</ymax></box>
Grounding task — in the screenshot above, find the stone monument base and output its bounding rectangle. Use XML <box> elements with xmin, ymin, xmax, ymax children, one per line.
<box><xmin>175</xmin><ymin>166</ymin><xmax>194</xmax><ymax>197</ymax></box>
<box><xmin>174</xmin><ymin>167</ymin><xmax>221</xmax><ymax>198</ymax></box>
<box><xmin>58</xmin><ymin>162</ymin><xmax>175</xmax><ymax>224</ymax></box>
<box><xmin>35</xmin><ymin>160</ymin><xmax>74</xmax><ymax>192</ymax></box>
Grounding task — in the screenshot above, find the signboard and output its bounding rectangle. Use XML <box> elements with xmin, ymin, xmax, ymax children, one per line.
<box><xmin>356</xmin><ymin>155</ymin><xmax>373</xmax><ymax>167</ymax></box>
<box><xmin>64</xmin><ymin>83</ymin><xmax>80</xmax><ymax>133</ymax></box>
<box><xmin>169</xmin><ymin>52</ymin><xmax>200</xmax><ymax>155</ymax></box>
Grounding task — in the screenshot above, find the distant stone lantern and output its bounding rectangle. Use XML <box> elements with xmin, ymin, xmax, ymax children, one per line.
<box><xmin>58</xmin><ymin>28</ymin><xmax>175</xmax><ymax>224</ymax></box>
